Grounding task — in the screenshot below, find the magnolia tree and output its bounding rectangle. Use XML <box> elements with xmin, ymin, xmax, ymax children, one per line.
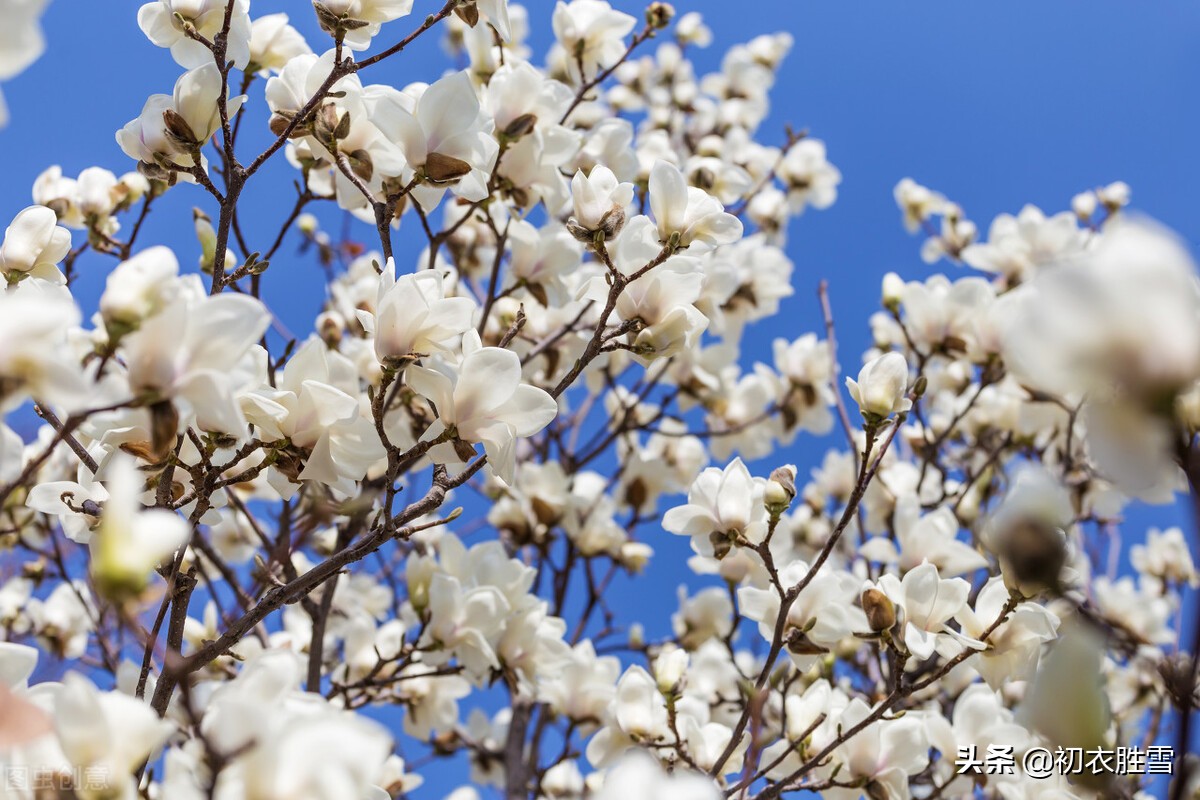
<box><xmin>0</xmin><ymin>1</ymin><xmax>1198</xmax><ymax>799</ymax></box>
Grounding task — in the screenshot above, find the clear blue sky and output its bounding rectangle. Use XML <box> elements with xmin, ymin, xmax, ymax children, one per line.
<box><xmin>2</xmin><ymin>1</ymin><xmax>1198</xmax><ymax>796</ymax></box>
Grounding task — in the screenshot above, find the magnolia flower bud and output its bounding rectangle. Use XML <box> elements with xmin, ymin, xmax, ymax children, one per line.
<box><xmin>192</xmin><ymin>208</ymin><xmax>216</xmax><ymax>270</ymax></box>
<box><xmin>764</xmin><ymin>465</ymin><xmax>796</xmax><ymax>516</ymax></box>
<box><xmin>1071</xmin><ymin>190</ymin><xmax>1098</xmax><ymax>220</ymax></box>
<box><xmin>1097</xmin><ymin>180</ymin><xmax>1130</xmax><ymax>212</ymax></box>
<box><xmin>618</xmin><ymin>542</ymin><xmax>653</xmax><ymax>574</ymax></box>
<box><xmin>628</xmin><ymin>623</ymin><xmax>645</xmax><ymax>649</ymax></box>
<box><xmin>881</xmin><ymin>271</ymin><xmax>904</xmax><ymax>309</ymax></box>
<box><xmin>861</xmin><ymin>587</ymin><xmax>896</xmax><ymax>633</ymax></box>
<box><xmin>846</xmin><ymin>352</ymin><xmax>912</xmax><ymax>420</ymax></box>
<box><xmin>297</xmin><ymin>213</ymin><xmax>319</xmax><ymax>235</ymax></box>
<box><xmin>0</xmin><ymin>205</ymin><xmax>72</xmax><ymax>285</ymax></box>
<box><xmin>653</xmin><ymin>646</ymin><xmax>688</xmax><ymax>694</ymax></box>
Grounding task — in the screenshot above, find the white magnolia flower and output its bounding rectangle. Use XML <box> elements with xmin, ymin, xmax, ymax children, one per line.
<box><xmin>0</xmin><ymin>204</ymin><xmax>71</xmax><ymax>285</ymax></box>
<box><xmin>859</xmin><ymin>496</ymin><xmax>987</xmax><ymax>577</ymax></box>
<box><xmin>649</xmin><ymin>160</ymin><xmax>742</xmax><ymax>251</ymax></box>
<box><xmin>567</xmin><ymin>164</ymin><xmax>633</xmax><ymax>242</ymax></box>
<box><xmin>675</xmin><ymin>12</ymin><xmax>712</xmax><ymax>47</ymax></box>
<box><xmin>314</xmin><ymin>0</ymin><xmax>415</xmax><ymax>50</ymax></box>
<box><xmin>89</xmin><ymin>454</ymin><xmax>190</xmax><ymax>599</ymax></box>
<box><xmin>371</xmin><ymin>70</ymin><xmax>499</xmax><ymax>208</ymax></box>
<box><xmin>138</xmin><ymin>0</ymin><xmax>252</xmax><ymax>69</ymax></box>
<box><xmin>772</xmin><ymin>333</ymin><xmax>836</xmax><ymax>437</ymax></box>
<box><xmin>424</xmin><ymin>571</ymin><xmax>510</xmax><ymax>679</ymax></box>
<box><xmin>0</xmin><ymin>285</ymin><xmax>83</xmax><ymax>411</ymax></box>
<box><xmin>117</xmin><ymin>63</ymin><xmax>246</xmax><ymax>172</ymax></box>
<box><xmin>0</xmin><ymin>0</ymin><xmax>49</xmax><ymax>126</ymax></box>
<box><xmin>26</xmin><ymin>460</ymin><xmax>109</xmax><ymax>544</ymax></box>
<box><xmin>961</xmin><ymin>204</ymin><xmax>1087</xmax><ymax>285</ymax></box>
<box><xmin>739</xmin><ymin>560</ymin><xmax>866</xmax><ymax>669</ymax></box>
<box><xmin>777</xmin><ymin>139</ymin><xmax>841</xmax><ymax>213</ymax></box>
<box><xmin>1131</xmin><ymin>526</ymin><xmax>1199</xmax><ymax>588</ymax></box>
<box><xmin>99</xmin><ymin>245</ymin><xmax>182</xmax><ymax>331</ymax></box>
<box><xmin>505</xmin><ymin>220</ymin><xmax>582</xmax><ymax>307</ymax></box>
<box><xmin>612</xmin><ymin>266</ymin><xmax>708</xmax><ymax>360</ymax></box>
<box><xmin>52</xmin><ymin>673</ymin><xmax>176</xmax><ymax>797</ymax></box>
<box><xmin>664</xmin><ymin>458</ymin><xmax>767</xmax><ymax>559</ymax></box>
<box><xmin>480</xmin><ymin>60</ymin><xmax>580</xmax><ymax>212</ymax></box>
<box><xmin>357</xmin><ymin>259</ymin><xmax>475</xmax><ymax>366</ymax></box>
<box><xmin>817</xmin><ymin>697</ymin><xmax>930</xmax><ymax>800</ymax></box>
<box><xmin>847</xmin><ymin>352</ymin><xmax>911</xmax><ymax>419</ymax></box>
<box><xmin>201</xmin><ymin>650</ymin><xmax>395</xmax><ymax>799</ymax></box>
<box><xmin>593</xmin><ymin>752</ymin><xmax>720</xmax><ymax>800</ymax></box>
<box><xmin>122</xmin><ymin>283</ymin><xmax>271</xmax><ymax>436</ymax></box>
<box><xmin>955</xmin><ymin>577</ymin><xmax>1058</xmax><ymax>688</ymax></box>
<box><xmin>551</xmin><ymin>0</ymin><xmax>636</xmax><ymax>82</ymax></box>
<box><xmin>585</xmin><ymin>665</ymin><xmax>669</xmax><ymax>767</ymax></box>
<box><xmin>242</xmin><ymin>339</ymin><xmax>385</xmax><ymax>496</ymax></box>
<box><xmin>893</xmin><ymin>178</ymin><xmax>949</xmax><ymax>233</ymax></box>
<box><xmin>407</xmin><ymin>331</ymin><xmax>558</xmax><ymax>482</ymax></box>
<box><xmin>875</xmin><ymin>562</ymin><xmax>982</xmax><ymax>660</ymax></box>
<box><xmin>1003</xmin><ymin>219</ymin><xmax>1200</xmax><ymax>400</ymax></box>
<box><xmin>247</xmin><ymin>13</ymin><xmax>312</xmax><ymax>75</ymax></box>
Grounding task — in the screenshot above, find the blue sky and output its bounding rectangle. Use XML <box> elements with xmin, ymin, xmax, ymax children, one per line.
<box><xmin>2</xmin><ymin>1</ymin><xmax>1199</xmax><ymax>796</ymax></box>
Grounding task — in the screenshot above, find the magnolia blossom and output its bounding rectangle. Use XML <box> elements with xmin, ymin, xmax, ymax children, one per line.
<box><xmin>847</xmin><ymin>351</ymin><xmax>912</xmax><ymax>419</ymax></box>
<box><xmin>0</xmin><ymin>204</ymin><xmax>71</xmax><ymax>285</ymax></box>
<box><xmin>0</xmin><ymin>285</ymin><xmax>83</xmax><ymax>411</ymax></box>
<box><xmin>739</xmin><ymin>560</ymin><xmax>866</xmax><ymax>669</ymax></box>
<box><xmin>371</xmin><ymin>70</ymin><xmax>499</xmax><ymax>208</ymax></box>
<box><xmin>648</xmin><ymin>160</ymin><xmax>743</xmax><ymax>251</ymax></box>
<box><xmin>955</xmin><ymin>577</ymin><xmax>1058</xmax><ymax>688</ymax></box>
<box><xmin>567</xmin><ymin>164</ymin><xmax>633</xmax><ymax>242</ymax></box>
<box><xmin>407</xmin><ymin>332</ymin><xmax>558</xmax><ymax>482</ymax></box>
<box><xmin>89</xmin><ymin>455</ymin><xmax>190</xmax><ymax>599</ymax></box>
<box><xmin>551</xmin><ymin>0</ymin><xmax>636</xmax><ymax>82</ymax></box>
<box><xmin>480</xmin><ymin>60</ymin><xmax>580</xmax><ymax>211</ymax></box>
<box><xmin>138</xmin><ymin>0</ymin><xmax>252</xmax><ymax>69</ymax></box>
<box><xmin>777</xmin><ymin>138</ymin><xmax>841</xmax><ymax>213</ymax></box>
<box><xmin>961</xmin><ymin>204</ymin><xmax>1088</xmax><ymax>284</ymax></box>
<box><xmin>612</xmin><ymin>267</ymin><xmax>708</xmax><ymax>360</ymax></box>
<box><xmin>247</xmin><ymin>13</ymin><xmax>311</xmax><ymax>75</ymax></box>
<box><xmin>663</xmin><ymin>459</ymin><xmax>767</xmax><ymax>559</ymax></box>
<box><xmin>50</xmin><ymin>673</ymin><xmax>176</xmax><ymax>797</ymax></box>
<box><xmin>117</xmin><ymin>63</ymin><xmax>246</xmax><ymax>171</ymax></box>
<box><xmin>0</xmin><ymin>0</ymin><xmax>49</xmax><ymax>126</ymax></box>
<box><xmin>242</xmin><ymin>339</ymin><xmax>385</xmax><ymax>497</ymax></box>
<box><xmin>860</xmin><ymin>496</ymin><xmax>987</xmax><ymax>577</ymax></box>
<box><xmin>585</xmin><ymin>665</ymin><xmax>669</xmax><ymax>767</ymax></box>
<box><xmin>505</xmin><ymin>220</ymin><xmax>582</xmax><ymax>306</ymax></box>
<box><xmin>98</xmin><ymin>245</ymin><xmax>182</xmax><ymax>330</ymax></box>
<box><xmin>817</xmin><ymin>698</ymin><xmax>930</xmax><ymax>800</ymax></box>
<box><xmin>874</xmin><ymin>562</ymin><xmax>982</xmax><ymax>660</ymax></box>
<box><xmin>1131</xmin><ymin>527</ymin><xmax>1199</xmax><ymax>588</ymax></box>
<box><xmin>357</xmin><ymin>260</ymin><xmax>475</xmax><ymax>366</ymax></box>
<box><xmin>893</xmin><ymin>177</ymin><xmax>949</xmax><ymax>233</ymax></box>
<box><xmin>314</xmin><ymin>0</ymin><xmax>414</xmax><ymax>50</ymax></box>
<box><xmin>122</xmin><ymin>284</ymin><xmax>271</xmax><ymax>435</ymax></box>
<box><xmin>1003</xmin><ymin>219</ymin><xmax>1200</xmax><ymax>401</ymax></box>
<box><xmin>193</xmin><ymin>650</ymin><xmax>394</xmax><ymax>799</ymax></box>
